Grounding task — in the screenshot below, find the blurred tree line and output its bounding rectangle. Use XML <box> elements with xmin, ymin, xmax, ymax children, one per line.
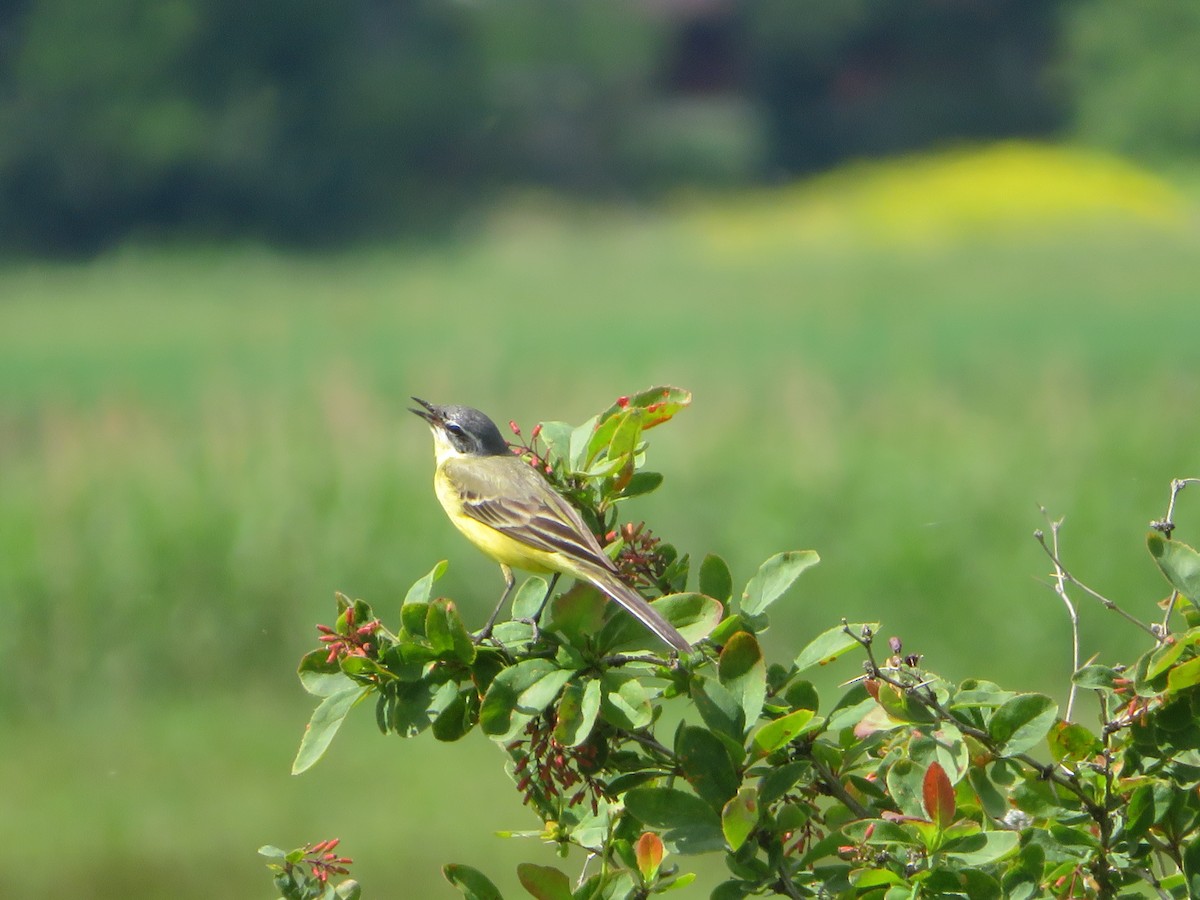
<box><xmin>0</xmin><ymin>0</ymin><xmax>1194</xmax><ymax>254</ymax></box>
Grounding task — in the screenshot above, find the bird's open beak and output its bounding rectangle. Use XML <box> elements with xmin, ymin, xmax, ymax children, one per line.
<box><xmin>409</xmin><ymin>396</ymin><xmax>441</xmax><ymax>426</ymax></box>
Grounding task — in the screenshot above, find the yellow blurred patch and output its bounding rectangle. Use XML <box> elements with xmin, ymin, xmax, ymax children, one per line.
<box><xmin>684</xmin><ymin>141</ymin><xmax>1190</xmax><ymax>254</ymax></box>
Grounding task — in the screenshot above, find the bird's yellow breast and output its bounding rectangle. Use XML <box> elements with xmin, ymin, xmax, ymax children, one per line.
<box><xmin>432</xmin><ymin>465</ymin><xmax>556</xmax><ymax>574</ymax></box>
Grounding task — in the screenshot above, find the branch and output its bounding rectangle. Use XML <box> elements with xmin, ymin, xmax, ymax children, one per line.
<box><xmin>1033</xmin><ymin>529</ymin><xmax>1158</xmax><ymax>639</ymax></box>
<box><xmin>809</xmin><ymin>752</ymin><xmax>869</xmax><ymax>819</ymax></box>
<box><xmin>1151</xmin><ymin>477</ymin><xmax>1200</xmax><ymax>633</ymax></box>
<box><xmin>1038</xmin><ymin>508</ymin><xmax>1081</xmax><ymax>721</ymax></box>
<box><xmin>1131</xmin><ymin>868</ymin><xmax>1173</xmax><ymax>900</ymax></box>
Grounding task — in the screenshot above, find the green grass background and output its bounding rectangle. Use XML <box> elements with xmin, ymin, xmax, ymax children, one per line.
<box><xmin>3</xmin><ymin>146</ymin><xmax>1200</xmax><ymax>898</ymax></box>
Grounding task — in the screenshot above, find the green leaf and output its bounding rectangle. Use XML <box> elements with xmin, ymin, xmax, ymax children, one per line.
<box><xmin>1147</xmin><ymin>627</ymin><xmax>1200</xmax><ymax>679</ymax></box>
<box><xmin>625</xmin><ymin>786</ymin><xmax>717</xmax><ymax>828</ymax></box>
<box><xmin>405</xmin><ymin>560</ymin><xmax>449</xmax><ymax>606</ymax></box>
<box><xmin>1148</xmin><ymin>532</ymin><xmax>1200</xmax><ymax>601</ymax></box>
<box><xmin>516</xmin><ymin>863</ymin><xmax>573</xmax><ymax>900</ymax></box>
<box><xmin>886</xmin><ymin>758</ymin><xmax>926</xmax><ymax>820</ymax></box>
<box><xmin>1048</xmin><ymin>721</ymin><xmax>1101</xmax><ymax>763</ymax></box>
<box><xmin>677</xmin><ymin>725</ymin><xmax>740</xmax><ymax>810</ymax></box>
<box><xmin>719</xmin><ymin>631</ymin><xmax>767</xmax><ymax>729</ymax></box>
<box><xmin>599</xmin><ymin>592</ymin><xmax>723</xmax><ymax>650</ymax></box>
<box><xmin>598</xmin><ymin>407</ymin><xmax>644</xmax><ymax>485</ymax></box>
<box><xmin>1126</xmin><ymin>782</ymin><xmax>1174</xmax><ymax>838</ymax></box>
<box><xmin>699</xmin><ymin>554</ymin><xmax>734</xmax><ymax>603</ymax></box>
<box><xmin>1071</xmin><ymin>665</ymin><xmax>1120</xmax><ymax>691</ymax></box>
<box><xmin>690</xmin><ymin>675</ymin><xmax>745</xmax><ymax>739</ymax></box>
<box><xmin>549</xmin><ymin>583</ymin><xmax>608</xmax><ymax>646</ymax></box>
<box><xmin>794</xmin><ymin>622</ymin><xmax>879</xmax><ymax>673</ymax></box>
<box><xmin>427</xmin><ymin>598</ymin><xmax>477</xmax><ymax>664</ymax></box>
<box><xmin>554</xmin><ymin>679</ymin><xmax>601</xmax><ymax>747</ymax></box>
<box><xmin>658</xmin><ymin>592</ymin><xmax>725</xmax><ymax>643</ymax></box>
<box><xmin>292</xmin><ymin>686</ymin><xmax>367</xmax><ymax>774</ymax></box>
<box><xmin>909</xmin><ymin>723</ymin><xmax>969</xmax><ymax>782</ymax></box>
<box><xmin>988</xmin><ymin>693</ymin><xmax>1059</xmax><ymax>757</ymax></box>
<box><xmin>535</xmin><ymin>421</ymin><xmax>573</xmax><ymax>469</ymax></box>
<box><xmin>593</xmin><ymin>388</ymin><xmax>691</xmax><ymax>437</ymax></box>
<box><xmin>600</xmin><ymin>672</ymin><xmax>653</xmax><ymax>730</ymax></box>
<box><xmin>401</xmin><ymin>600</ymin><xmax>430</xmax><ymax>636</ymax></box>
<box><xmin>624</xmin><ymin>787</ymin><xmax>725</xmax><ymax>855</ymax></box>
<box><xmin>874</xmin><ymin>681</ymin><xmax>935</xmax><ymax>725</ymax></box>
<box><xmin>620</xmin><ymin>471</ymin><xmax>663</xmax><ymax>499</ymax></box>
<box><xmin>923</xmin><ymin>761</ymin><xmax>955</xmax><ymax>830</ymax></box>
<box><xmin>758</xmin><ymin>761</ymin><xmax>812</xmax><ymax>806</ymax></box>
<box><xmin>740</xmin><ymin>551</ymin><xmax>819</xmax><ymax>616</ymax></box>
<box><xmin>1002</xmin><ymin>843</ymin><xmax>1045</xmax><ymax>900</ymax></box>
<box><xmin>479</xmin><ymin>659</ymin><xmax>562</xmax><ymax>739</ymax></box>
<box><xmin>967</xmin><ymin>767</ymin><xmax>1008</xmax><ymax>820</ymax></box>
<box><xmin>1169</xmin><ymin>656</ymin><xmax>1200</xmax><ymax>693</ymax></box>
<box><xmin>950</xmin><ymin>679</ymin><xmax>1017</xmax><ymax>708</ymax></box>
<box><xmin>749</xmin><ymin>708</ymin><xmax>817</xmax><ymax>759</ymax></box>
<box><xmin>443</xmin><ymin>863</ymin><xmax>505</xmax><ymax>900</ymax></box>
<box><xmin>783</xmin><ymin>679</ymin><xmax>820</xmax><ymax>712</ymax></box>
<box><xmin>389</xmin><ymin>679</ymin><xmax>435</xmax><ymax>737</ymax></box>
<box><xmin>852</xmin><ymin>870</ymin><xmax>905</xmax><ymax>889</ymax></box>
<box><xmin>1183</xmin><ymin>820</ymin><xmax>1200</xmax><ymax>898</ymax></box>
<box><xmin>511</xmin><ymin>576</ymin><xmax>551</xmax><ymax>621</ymax></box>
<box><xmin>721</xmin><ymin>787</ymin><xmax>760</xmax><ymax>852</ymax></box>
<box><xmin>432</xmin><ymin>689</ymin><xmax>476</xmax><ymax>742</ymax></box>
<box><xmin>298</xmin><ymin>651</ymin><xmax>356</xmax><ymax>698</ymax></box>
<box><xmin>569</xmin><ymin>415</ymin><xmax>600</xmax><ymax>471</ymax></box>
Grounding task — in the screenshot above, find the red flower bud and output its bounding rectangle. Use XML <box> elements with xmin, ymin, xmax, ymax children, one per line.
<box><xmin>531</xmin><ymin>423</ymin><xmax>542</xmax><ymax>440</ymax></box>
<box><xmin>616</xmin><ymin>396</ymin><xmax>629</xmax><ymax>408</ymax></box>
<box><xmin>509</xmin><ymin>420</ymin><xmax>521</xmax><ymax>435</ymax></box>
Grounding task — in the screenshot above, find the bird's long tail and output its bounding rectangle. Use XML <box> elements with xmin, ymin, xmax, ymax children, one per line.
<box><xmin>580</xmin><ymin>564</ymin><xmax>692</xmax><ymax>653</ymax></box>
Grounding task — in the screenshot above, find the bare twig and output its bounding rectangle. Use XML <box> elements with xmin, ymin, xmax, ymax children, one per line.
<box><xmin>1034</xmin><ymin>529</ymin><xmax>1158</xmax><ymax>639</ymax></box>
<box><xmin>1150</xmin><ymin>477</ymin><xmax>1200</xmax><ymax>539</ymax></box>
<box><xmin>1131</xmin><ymin>868</ymin><xmax>1172</xmax><ymax>900</ymax></box>
<box><xmin>1151</xmin><ymin>477</ymin><xmax>1200</xmax><ymax>633</ymax></box>
<box><xmin>1040</xmin><ymin>507</ymin><xmax>1080</xmax><ymax>721</ymax></box>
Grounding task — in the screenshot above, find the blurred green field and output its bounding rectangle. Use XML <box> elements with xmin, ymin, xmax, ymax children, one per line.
<box><xmin>4</xmin><ymin>146</ymin><xmax>1200</xmax><ymax>898</ymax></box>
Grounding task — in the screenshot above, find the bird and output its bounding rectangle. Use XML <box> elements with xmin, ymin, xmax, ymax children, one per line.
<box><xmin>409</xmin><ymin>398</ymin><xmax>692</xmax><ymax>653</ymax></box>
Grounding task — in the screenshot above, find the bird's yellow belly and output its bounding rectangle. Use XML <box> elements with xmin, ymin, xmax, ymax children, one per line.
<box><xmin>433</xmin><ymin>473</ymin><xmax>555</xmax><ymax>574</ymax></box>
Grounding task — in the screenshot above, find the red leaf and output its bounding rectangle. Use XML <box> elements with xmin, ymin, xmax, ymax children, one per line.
<box><xmin>635</xmin><ymin>832</ymin><xmax>664</xmax><ymax>881</ymax></box>
<box><xmin>922</xmin><ymin>761</ymin><xmax>955</xmax><ymax>829</ymax></box>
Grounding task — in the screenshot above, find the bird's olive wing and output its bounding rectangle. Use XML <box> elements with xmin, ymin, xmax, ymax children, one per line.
<box><xmin>445</xmin><ymin>457</ymin><xmax>614</xmax><ymax>569</ymax></box>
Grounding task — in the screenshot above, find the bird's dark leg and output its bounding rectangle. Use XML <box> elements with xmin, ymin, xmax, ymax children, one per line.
<box><xmin>532</xmin><ymin>573</ymin><xmax>560</xmax><ymax>627</ymax></box>
<box><xmin>476</xmin><ymin>563</ymin><xmax>516</xmax><ymax>642</ymax></box>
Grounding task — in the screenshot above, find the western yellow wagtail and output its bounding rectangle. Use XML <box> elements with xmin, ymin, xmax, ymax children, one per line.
<box><xmin>410</xmin><ymin>398</ymin><xmax>691</xmax><ymax>653</ymax></box>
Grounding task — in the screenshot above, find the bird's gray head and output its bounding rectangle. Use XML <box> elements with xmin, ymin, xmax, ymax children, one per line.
<box><xmin>409</xmin><ymin>398</ymin><xmax>511</xmax><ymax>458</ymax></box>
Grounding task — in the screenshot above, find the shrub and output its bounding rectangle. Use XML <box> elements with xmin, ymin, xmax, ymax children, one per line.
<box><xmin>272</xmin><ymin>389</ymin><xmax>1200</xmax><ymax>898</ymax></box>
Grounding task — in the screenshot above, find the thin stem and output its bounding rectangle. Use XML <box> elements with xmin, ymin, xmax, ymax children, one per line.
<box><xmin>1041</xmin><ymin>508</ymin><xmax>1081</xmax><ymax>721</ymax></box>
<box><xmin>1154</xmin><ymin>478</ymin><xmax>1200</xmax><ymax>633</ymax></box>
<box><xmin>616</xmin><ymin>728</ymin><xmax>674</xmax><ymax>760</ymax></box>
<box><xmin>601</xmin><ymin>653</ymin><xmax>672</xmax><ymax>668</ymax></box>
<box><xmin>1131</xmin><ymin>868</ymin><xmax>1172</xmax><ymax>900</ymax></box>
<box><xmin>1034</xmin><ymin>530</ymin><xmax>1158</xmax><ymax>639</ymax></box>
<box><xmin>774</xmin><ymin>862</ymin><xmax>804</xmax><ymax>900</ymax></box>
<box><xmin>809</xmin><ymin>752</ymin><xmax>869</xmax><ymax>819</ymax></box>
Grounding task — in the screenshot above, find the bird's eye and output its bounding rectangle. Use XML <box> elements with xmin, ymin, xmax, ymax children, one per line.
<box><xmin>445</xmin><ymin>422</ymin><xmax>465</xmax><ymax>438</ymax></box>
